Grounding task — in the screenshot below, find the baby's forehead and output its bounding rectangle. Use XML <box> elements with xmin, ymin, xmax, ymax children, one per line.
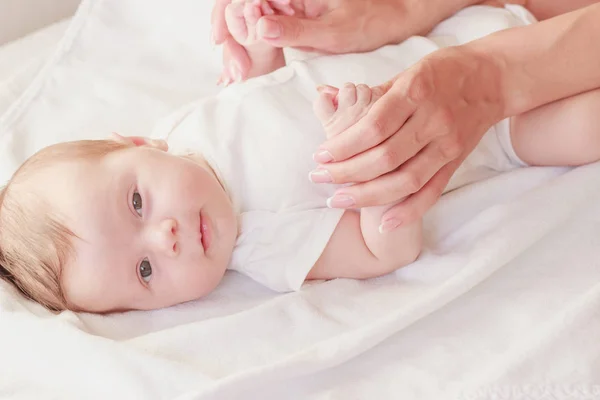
<box><xmin>25</xmin><ymin>157</ymin><xmax>96</xmax><ymax>191</ymax></box>
<box><xmin>10</xmin><ymin>159</ymin><xmax>110</xmax><ymax>233</ymax></box>
<box><xmin>15</xmin><ymin>140</ymin><xmax>135</xmax><ymax>188</ymax></box>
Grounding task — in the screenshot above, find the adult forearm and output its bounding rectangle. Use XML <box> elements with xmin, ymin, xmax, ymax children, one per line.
<box><xmin>468</xmin><ymin>3</ymin><xmax>600</xmax><ymax>117</ymax></box>
<box><xmin>526</xmin><ymin>0</ymin><xmax>600</xmax><ymax>20</ymax></box>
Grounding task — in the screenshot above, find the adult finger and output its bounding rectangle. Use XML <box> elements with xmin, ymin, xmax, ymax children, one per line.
<box><xmin>380</xmin><ymin>159</ymin><xmax>462</xmax><ymax>230</ymax></box>
<box><xmin>316</xmin><ymin>84</ymin><xmax>418</xmax><ymax>164</ymax></box>
<box><xmin>325</xmin><ymin>138</ymin><xmax>453</xmax><ymax>208</ymax></box>
<box><xmin>211</xmin><ymin>0</ymin><xmax>233</xmax><ymax>45</ymax></box>
<box><xmin>318</xmin><ymin>107</ymin><xmax>431</xmax><ymax>184</ymax></box>
<box><xmin>256</xmin><ymin>14</ymin><xmax>338</xmax><ymax>50</ymax></box>
<box><xmin>326</xmin><ymin>101</ymin><xmax>460</xmax><ymax>183</ymax></box>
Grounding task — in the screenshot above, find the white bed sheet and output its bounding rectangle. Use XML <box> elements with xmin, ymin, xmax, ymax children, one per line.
<box><xmin>1</xmin><ymin>2</ymin><xmax>599</xmax><ymax>400</ymax></box>
<box><xmin>0</xmin><ymin>19</ymin><xmax>70</xmax><ymax>115</ymax></box>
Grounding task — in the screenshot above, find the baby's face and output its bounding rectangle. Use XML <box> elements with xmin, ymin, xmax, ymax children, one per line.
<box><xmin>36</xmin><ymin>143</ymin><xmax>237</xmax><ymax>312</ymax></box>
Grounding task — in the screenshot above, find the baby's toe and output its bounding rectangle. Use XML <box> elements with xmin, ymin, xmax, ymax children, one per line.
<box><xmin>338</xmin><ymin>83</ymin><xmax>357</xmax><ymax>111</ymax></box>
<box><xmin>339</xmin><ymin>83</ymin><xmax>382</xmax><ymax>128</ymax></box>
<box><xmin>355</xmin><ymin>84</ymin><xmax>373</xmax><ymax>107</ymax></box>
<box><xmin>314</xmin><ymin>91</ymin><xmax>338</xmax><ymax>125</ymax></box>
<box><xmin>243</xmin><ymin>2</ymin><xmax>262</xmax><ymax>42</ymax></box>
<box><xmin>318</xmin><ymin>83</ymin><xmax>383</xmax><ymax>137</ymax></box>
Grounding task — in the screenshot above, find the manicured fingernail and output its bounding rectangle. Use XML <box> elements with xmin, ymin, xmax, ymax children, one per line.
<box><xmin>309</xmin><ymin>169</ymin><xmax>333</xmax><ymax>183</ymax></box>
<box><xmin>313</xmin><ymin>150</ymin><xmax>334</xmax><ymax>163</ymax></box>
<box><xmin>326</xmin><ymin>194</ymin><xmax>355</xmax><ymax>209</ymax></box>
<box><xmin>379</xmin><ymin>218</ymin><xmax>402</xmax><ymax>233</ymax></box>
<box><xmin>257</xmin><ymin>18</ymin><xmax>281</xmax><ymax>39</ymax></box>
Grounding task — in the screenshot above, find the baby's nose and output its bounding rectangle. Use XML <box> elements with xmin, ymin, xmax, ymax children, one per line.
<box><xmin>148</xmin><ymin>218</ymin><xmax>179</xmax><ymax>257</ymax></box>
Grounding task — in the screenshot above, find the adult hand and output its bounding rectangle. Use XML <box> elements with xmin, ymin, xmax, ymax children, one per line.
<box><xmin>212</xmin><ymin>0</ymin><xmax>297</xmax><ymax>84</ymax></box>
<box><xmin>313</xmin><ymin>46</ymin><xmax>506</xmax><ymax>229</ymax></box>
<box><xmin>211</xmin><ymin>0</ymin><xmax>481</xmax><ymax>82</ymax></box>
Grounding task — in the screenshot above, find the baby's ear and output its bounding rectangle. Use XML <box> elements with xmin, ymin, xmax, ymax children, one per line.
<box><xmin>110</xmin><ymin>133</ymin><xmax>168</xmax><ymax>151</ymax></box>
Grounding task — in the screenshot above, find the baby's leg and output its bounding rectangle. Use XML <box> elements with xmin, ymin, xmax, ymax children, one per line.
<box><xmin>221</xmin><ymin>0</ymin><xmax>286</xmax><ymax>84</ymax></box>
<box><xmin>511</xmin><ymin>88</ymin><xmax>600</xmax><ymax>166</ymax></box>
<box><xmin>314</xmin><ymin>84</ymin><xmax>423</xmax><ymax>254</ymax></box>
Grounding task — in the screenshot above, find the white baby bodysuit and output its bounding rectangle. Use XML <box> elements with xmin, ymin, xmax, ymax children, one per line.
<box><xmin>153</xmin><ymin>34</ymin><xmax>526</xmax><ymax>293</ymax></box>
<box><xmin>154</xmin><ymin>65</ymin><xmax>347</xmax><ymax>292</ymax></box>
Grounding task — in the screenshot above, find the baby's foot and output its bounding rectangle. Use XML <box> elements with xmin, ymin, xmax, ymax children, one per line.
<box><xmin>314</xmin><ymin>83</ymin><xmax>385</xmax><ymax>139</ymax></box>
<box><xmin>220</xmin><ymin>0</ymin><xmax>289</xmax><ymax>85</ymax></box>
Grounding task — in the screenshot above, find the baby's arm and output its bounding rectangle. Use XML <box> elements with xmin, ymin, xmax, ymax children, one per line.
<box><xmin>308</xmin><ymin>208</ymin><xmax>422</xmax><ymax>281</ymax></box>
<box><xmin>308</xmin><ymin>84</ymin><xmax>423</xmax><ymax>281</ymax></box>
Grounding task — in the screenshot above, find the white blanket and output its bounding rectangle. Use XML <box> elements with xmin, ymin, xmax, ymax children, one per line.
<box><xmin>1</xmin><ymin>2</ymin><xmax>600</xmax><ymax>399</ymax></box>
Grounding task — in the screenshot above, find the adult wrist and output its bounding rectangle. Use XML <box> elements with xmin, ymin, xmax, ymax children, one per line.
<box><xmin>463</xmin><ymin>30</ymin><xmax>526</xmax><ymax>120</ymax></box>
<box><xmin>463</xmin><ymin>4</ymin><xmax>600</xmax><ymax>118</ymax></box>
<box><xmin>457</xmin><ymin>40</ymin><xmax>511</xmax><ymax>122</ymax></box>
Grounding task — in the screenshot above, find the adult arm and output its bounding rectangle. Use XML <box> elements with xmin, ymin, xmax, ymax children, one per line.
<box><xmin>314</xmin><ymin>3</ymin><xmax>600</xmax><ymax>229</ymax></box>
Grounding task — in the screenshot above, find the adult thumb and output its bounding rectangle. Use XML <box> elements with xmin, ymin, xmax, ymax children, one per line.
<box><xmin>256</xmin><ymin>14</ymin><xmax>336</xmax><ymax>51</ymax></box>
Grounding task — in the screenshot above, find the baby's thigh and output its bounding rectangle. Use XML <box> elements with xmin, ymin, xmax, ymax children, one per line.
<box><xmin>511</xmin><ymin>88</ymin><xmax>600</xmax><ymax>166</ymax></box>
<box><xmin>445</xmin><ymin>120</ymin><xmax>523</xmax><ymax>192</ymax></box>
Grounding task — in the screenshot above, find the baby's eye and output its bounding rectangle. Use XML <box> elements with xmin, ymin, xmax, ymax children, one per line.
<box><xmin>139</xmin><ymin>258</ymin><xmax>152</xmax><ymax>283</ymax></box>
<box><xmin>132</xmin><ymin>191</ymin><xmax>143</xmax><ymax>216</ymax></box>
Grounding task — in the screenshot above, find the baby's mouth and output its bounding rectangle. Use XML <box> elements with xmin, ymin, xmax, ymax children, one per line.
<box><xmin>199</xmin><ymin>210</ymin><xmax>212</xmax><ymax>252</ymax></box>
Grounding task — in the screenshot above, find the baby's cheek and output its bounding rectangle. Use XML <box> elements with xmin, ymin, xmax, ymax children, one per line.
<box><xmin>198</xmin><ymin>261</ymin><xmax>227</xmax><ymax>296</ymax></box>
<box><xmin>174</xmin><ymin>259</ymin><xmax>223</xmax><ymax>300</ymax></box>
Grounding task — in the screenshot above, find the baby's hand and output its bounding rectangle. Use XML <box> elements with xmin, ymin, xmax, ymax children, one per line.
<box><xmin>218</xmin><ymin>0</ymin><xmax>291</xmax><ymax>86</ymax></box>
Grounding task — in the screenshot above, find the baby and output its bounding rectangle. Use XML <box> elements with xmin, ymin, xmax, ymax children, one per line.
<box><xmin>1</xmin><ymin>1</ymin><xmax>600</xmax><ymax>313</ymax></box>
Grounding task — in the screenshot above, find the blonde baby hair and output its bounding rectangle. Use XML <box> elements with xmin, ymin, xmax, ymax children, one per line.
<box><xmin>0</xmin><ymin>140</ymin><xmax>129</xmax><ymax>311</ymax></box>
